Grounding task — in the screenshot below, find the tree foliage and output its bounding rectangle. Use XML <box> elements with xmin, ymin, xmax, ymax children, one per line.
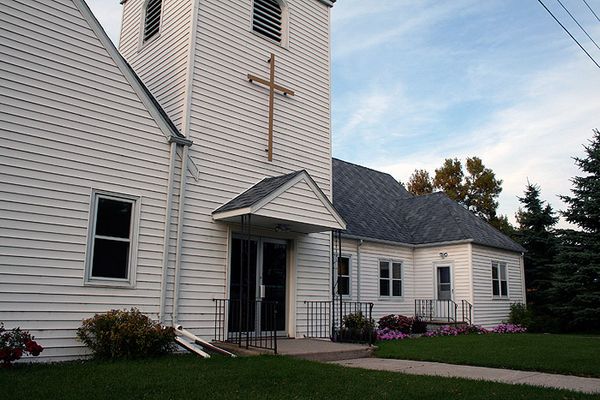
<box><xmin>406</xmin><ymin>169</ymin><xmax>433</xmax><ymax>195</ymax></box>
<box><xmin>514</xmin><ymin>182</ymin><xmax>558</xmax><ymax>326</ymax></box>
<box><xmin>407</xmin><ymin>157</ymin><xmax>504</xmax><ymax>223</ymax></box>
<box><xmin>550</xmin><ymin>129</ymin><xmax>600</xmax><ymax>332</ymax></box>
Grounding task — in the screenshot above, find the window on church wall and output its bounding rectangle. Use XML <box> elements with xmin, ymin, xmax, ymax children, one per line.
<box><xmin>252</xmin><ymin>0</ymin><xmax>287</xmax><ymax>45</ymax></box>
<box><xmin>491</xmin><ymin>261</ymin><xmax>508</xmax><ymax>298</ymax></box>
<box><xmin>379</xmin><ymin>260</ymin><xmax>402</xmax><ymax>298</ymax></box>
<box><xmin>337</xmin><ymin>256</ymin><xmax>350</xmax><ymax>296</ymax></box>
<box><xmin>143</xmin><ymin>0</ymin><xmax>162</xmax><ymax>43</ymax></box>
<box><xmin>85</xmin><ymin>191</ymin><xmax>139</xmax><ymax>286</ymax></box>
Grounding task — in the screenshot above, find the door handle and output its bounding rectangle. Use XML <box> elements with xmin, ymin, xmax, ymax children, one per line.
<box><xmin>259</xmin><ymin>284</ymin><xmax>266</xmax><ymax>298</ymax></box>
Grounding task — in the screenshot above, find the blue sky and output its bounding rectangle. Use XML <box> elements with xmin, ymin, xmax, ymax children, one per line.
<box><xmin>88</xmin><ymin>0</ymin><xmax>600</xmax><ymax>226</ymax></box>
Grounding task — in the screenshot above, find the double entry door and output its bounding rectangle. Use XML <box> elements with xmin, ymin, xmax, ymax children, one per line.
<box><xmin>229</xmin><ymin>237</ymin><xmax>287</xmax><ymax>334</ymax></box>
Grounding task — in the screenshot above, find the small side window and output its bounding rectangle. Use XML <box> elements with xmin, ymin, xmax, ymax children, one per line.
<box><xmin>143</xmin><ymin>0</ymin><xmax>162</xmax><ymax>43</ymax></box>
<box><xmin>86</xmin><ymin>192</ymin><xmax>138</xmax><ymax>286</ymax></box>
<box><xmin>492</xmin><ymin>261</ymin><xmax>508</xmax><ymax>297</ymax></box>
<box><xmin>337</xmin><ymin>256</ymin><xmax>350</xmax><ymax>296</ymax></box>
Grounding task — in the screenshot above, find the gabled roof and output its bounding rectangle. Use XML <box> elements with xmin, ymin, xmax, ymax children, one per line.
<box><xmin>214</xmin><ymin>171</ymin><xmax>305</xmax><ymax>214</ymax></box>
<box><xmin>333</xmin><ymin>158</ymin><xmax>525</xmax><ymax>253</ymax></box>
<box><xmin>213</xmin><ymin>170</ymin><xmax>346</xmax><ymax>233</ymax></box>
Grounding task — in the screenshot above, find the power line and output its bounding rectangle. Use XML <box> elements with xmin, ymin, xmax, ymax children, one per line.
<box><xmin>556</xmin><ymin>0</ymin><xmax>600</xmax><ymax>51</ymax></box>
<box><xmin>536</xmin><ymin>0</ymin><xmax>600</xmax><ymax>70</ymax></box>
<box><xmin>581</xmin><ymin>0</ymin><xmax>600</xmax><ymax>23</ymax></box>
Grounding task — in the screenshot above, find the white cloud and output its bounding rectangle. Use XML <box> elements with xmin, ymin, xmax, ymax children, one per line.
<box><xmin>376</xmin><ymin>56</ymin><xmax>600</xmax><ymax>227</ymax></box>
<box><xmin>86</xmin><ymin>0</ymin><xmax>122</xmax><ymax>44</ymax></box>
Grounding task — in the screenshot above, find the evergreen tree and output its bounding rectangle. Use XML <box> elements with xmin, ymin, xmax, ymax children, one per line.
<box><xmin>551</xmin><ymin>129</ymin><xmax>600</xmax><ymax>332</ymax></box>
<box><xmin>514</xmin><ymin>183</ymin><xmax>558</xmax><ymax>323</ymax></box>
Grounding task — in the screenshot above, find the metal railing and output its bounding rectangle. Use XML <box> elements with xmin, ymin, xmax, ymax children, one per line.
<box><xmin>415</xmin><ymin>299</ymin><xmax>458</xmax><ymax>323</ymax></box>
<box><xmin>461</xmin><ymin>300</ymin><xmax>473</xmax><ymax>325</ymax></box>
<box><xmin>213</xmin><ymin>298</ymin><xmax>278</xmax><ymax>353</ymax></box>
<box><xmin>303</xmin><ymin>300</ymin><xmax>374</xmax><ymax>345</ymax></box>
<box><xmin>415</xmin><ymin>299</ymin><xmax>473</xmax><ymax>324</ymax></box>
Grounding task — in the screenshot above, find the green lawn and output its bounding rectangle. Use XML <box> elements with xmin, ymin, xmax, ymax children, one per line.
<box><xmin>1</xmin><ymin>354</ymin><xmax>597</xmax><ymax>400</ymax></box>
<box><xmin>376</xmin><ymin>333</ymin><xmax>600</xmax><ymax>377</ymax></box>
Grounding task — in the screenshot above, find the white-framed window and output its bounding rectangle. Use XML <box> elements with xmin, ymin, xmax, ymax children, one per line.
<box><xmin>337</xmin><ymin>256</ymin><xmax>350</xmax><ymax>296</ymax></box>
<box><xmin>85</xmin><ymin>191</ymin><xmax>139</xmax><ymax>286</ymax></box>
<box><xmin>252</xmin><ymin>0</ymin><xmax>289</xmax><ymax>46</ymax></box>
<box><xmin>142</xmin><ymin>0</ymin><xmax>162</xmax><ymax>43</ymax></box>
<box><xmin>379</xmin><ymin>260</ymin><xmax>402</xmax><ymax>297</ymax></box>
<box><xmin>492</xmin><ymin>261</ymin><xmax>508</xmax><ymax>298</ymax></box>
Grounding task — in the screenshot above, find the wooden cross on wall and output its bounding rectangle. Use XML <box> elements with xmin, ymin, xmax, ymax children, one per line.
<box><xmin>247</xmin><ymin>53</ymin><xmax>294</xmax><ymax>162</ymax></box>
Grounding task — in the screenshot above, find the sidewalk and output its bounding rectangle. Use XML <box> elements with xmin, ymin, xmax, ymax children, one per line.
<box><xmin>331</xmin><ymin>358</ymin><xmax>600</xmax><ymax>394</ymax></box>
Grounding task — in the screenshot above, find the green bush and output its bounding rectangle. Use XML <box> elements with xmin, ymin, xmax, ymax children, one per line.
<box><xmin>508</xmin><ymin>303</ymin><xmax>533</xmax><ymax>328</ymax></box>
<box><xmin>77</xmin><ymin>308</ymin><xmax>175</xmax><ymax>359</ymax></box>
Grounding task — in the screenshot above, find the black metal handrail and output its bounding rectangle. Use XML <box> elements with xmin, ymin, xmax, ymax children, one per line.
<box><xmin>213</xmin><ymin>298</ymin><xmax>278</xmax><ymax>353</ymax></box>
<box><xmin>461</xmin><ymin>300</ymin><xmax>473</xmax><ymax>325</ymax></box>
<box><xmin>304</xmin><ymin>300</ymin><xmax>374</xmax><ymax>345</ymax></box>
<box><xmin>415</xmin><ymin>299</ymin><xmax>458</xmax><ymax>323</ymax></box>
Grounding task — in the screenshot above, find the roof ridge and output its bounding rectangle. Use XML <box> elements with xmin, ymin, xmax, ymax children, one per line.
<box><xmin>437</xmin><ymin>194</ymin><xmax>472</xmax><ymax>240</ymax></box>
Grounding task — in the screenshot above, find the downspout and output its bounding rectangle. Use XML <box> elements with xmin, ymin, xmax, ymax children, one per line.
<box><xmin>159</xmin><ymin>141</ymin><xmax>177</xmax><ymax>323</ymax></box>
<box><xmin>356</xmin><ymin>239</ymin><xmax>363</xmax><ymax>301</ymax></box>
<box><xmin>172</xmin><ymin>144</ymin><xmax>190</xmax><ymax>326</ymax></box>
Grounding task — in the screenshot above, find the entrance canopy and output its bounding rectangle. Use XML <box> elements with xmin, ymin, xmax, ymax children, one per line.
<box><xmin>212</xmin><ymin>170</ymin><xmax>346</xmax><ymax>234</ymax></box>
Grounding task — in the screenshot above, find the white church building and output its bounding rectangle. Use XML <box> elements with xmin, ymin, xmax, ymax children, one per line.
<box><xmin>0</xmin><ymin>0</ymin><xmax>525</xmax><ymax>360</ymax></box>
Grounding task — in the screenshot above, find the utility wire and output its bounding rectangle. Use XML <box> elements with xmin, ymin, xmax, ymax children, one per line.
<box><xmin>556</xmin><ymin>0</ymin><xmax>600</xmax><ymax>51</ymax></box>
<box><xmin>581</xmin><ymin>0</ymin><xmax>600</xmax><ymax>23</ymax></box>
<box><xmin>536</xmin><ymin>0</ymin><xmax>600</xmax><ymax>69</ymax></box>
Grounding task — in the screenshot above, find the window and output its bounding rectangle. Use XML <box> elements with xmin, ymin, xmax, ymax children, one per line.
<box><xmin>337</xmin><ymin>256</ymin><xmax>350</xmax><ymax>296</ymax></box>
<box><xmin>252</xmin><ymin>0</ymin><xmax>284</xmax><ymax>43</ymax></box>
<box><xmin>86</xmin><ymin>192</ymin><xmax>138</xmax><ymax>284</ymax></box>
<box><xmin>143</xmin><ymin>0</ymin><xmax>162</xmax><ymax>42</ymax></box>
<box><xmin>379</xmin><ymin>261</ymin><xmax>402</xmax><ymax>297</ymax></box>
<box><xmin>492</xmin><ymin>261</ymin><xmax>508</xmax><ymax>297</ymax></box>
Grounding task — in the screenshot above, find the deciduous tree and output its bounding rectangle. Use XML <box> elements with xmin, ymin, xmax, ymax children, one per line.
<box><xmin>407</xmin><ymin>169</ymin><xmax>433</xmax><ymax>195</ymax></box>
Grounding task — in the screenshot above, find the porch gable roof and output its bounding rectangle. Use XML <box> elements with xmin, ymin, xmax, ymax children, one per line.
<box><xmin>212</xmin><ymin>170</ymin><xmax>346</xmax><ymax>233</ymax></box>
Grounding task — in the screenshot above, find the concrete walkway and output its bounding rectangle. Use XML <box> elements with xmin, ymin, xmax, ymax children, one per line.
<box><xmin>331</xmin><ymin>358</ymin><xmax>600</xmax><ymax>394</ymax></box>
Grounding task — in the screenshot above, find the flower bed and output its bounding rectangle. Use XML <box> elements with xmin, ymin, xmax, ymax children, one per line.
<box><xmin>376</xmin><ymin>320</ymin><xmax>527</xmax><ymax>341</ymax></box>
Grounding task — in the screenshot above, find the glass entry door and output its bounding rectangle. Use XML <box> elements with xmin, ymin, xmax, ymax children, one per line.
<box><xmin>436</xmin><ymin>266</ymin><xmax>452</xmax><ymax>300</ymax></box>
<box><xmin>229</xmin><ymin>237</ymin><xmax>287</xmax><ymax>334</ymax></box>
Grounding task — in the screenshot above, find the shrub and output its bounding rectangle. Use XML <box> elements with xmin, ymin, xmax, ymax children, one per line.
<box><xmin>508</xmin><ymin>303</ymin><xmax>533</xmax><ymax>328</ymax></box>
<box><xmin>338</xmin><ymin>312</ymin><xmax>375</xmax><ymax>343</ymax></box>
<box><xmin>77</xmin><ymin>308</ymin><xmax>175</xmax><ymax>359</ymax></box>
<box><xmin>0</xmin><ymin>323</ymin><xmax>44</xmax><ymax>367</ymax></box>
<box><xmin>377</xmin><ymin>314</ymin><xmax>427</xmax><ymax>334</ymax></box>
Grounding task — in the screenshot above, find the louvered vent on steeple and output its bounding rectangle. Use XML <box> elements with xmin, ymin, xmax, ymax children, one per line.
<box><xmin>253</xmin><ymin>0</ymin><xmax>283</xmax><ymax>43</ymax></box>
<box><xmin>143</xmin><ymin>0</ymin><xmax>162</xmax><ymax>42</ymax></box>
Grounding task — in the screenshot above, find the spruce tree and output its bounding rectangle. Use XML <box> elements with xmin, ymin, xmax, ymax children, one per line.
<box><xmin>515</xmin><ymin>183</ymin><xmax>558</xmax><ymax>325</ymax></box>
<box><xmin>551</xmin><ymin>129</ymin><xmax>600</xmax><ymax>332</ymax></box>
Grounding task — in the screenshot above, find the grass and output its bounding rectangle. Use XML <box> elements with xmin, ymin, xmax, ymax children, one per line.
<box><xmin>376</xmin><ymin>333</ymin><xmax>600</xmax><ymax>377</ymax></box>
<box><xmin>1</xmin><ymin>354</ymin><xmax>598</xmax><ymax>400</ymax></box>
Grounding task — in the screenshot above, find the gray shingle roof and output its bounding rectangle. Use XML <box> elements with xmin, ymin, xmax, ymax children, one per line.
<box><xmin>213</xmin><ymin>170</ymin><xmax>305</xmax><ymax>214</ymax></box>
<box><xmin>333</xmin><ymin>158</ymin><xmax>524</xmax><ymax>253</ymax></box>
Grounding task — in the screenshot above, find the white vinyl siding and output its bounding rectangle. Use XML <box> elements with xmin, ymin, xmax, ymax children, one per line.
<box><xmin>471</xmin><ymin>245</ymin><xmax>524</xmax><ymax>327</ymax></box>
<box><xmin>0</xmin><ymin>0</ymin><xmax>172</xmax><ymax>361</ymax></box>
<box><xmin>120</xmin><ymin>0</ymin><xmax>194</xmax><ymax>130</ymax></box>
<box><xmin>121</xmin><ymin>0</ymin><xmax>333</xmax><ymax>339</ymax></box>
